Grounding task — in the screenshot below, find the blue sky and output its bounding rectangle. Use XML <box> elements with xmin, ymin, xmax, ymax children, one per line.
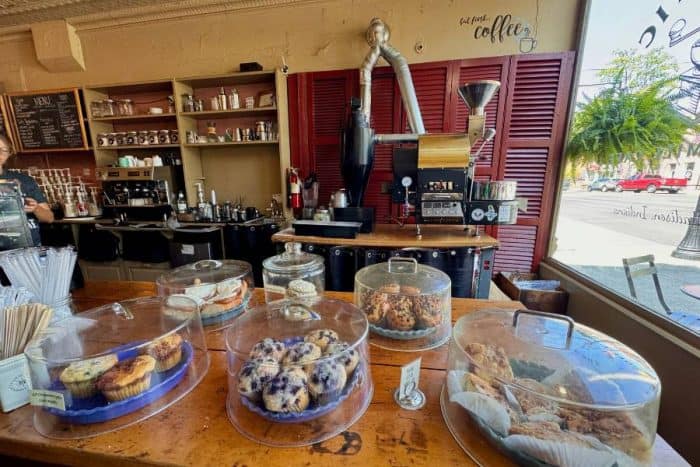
<box><xmin>578</xmin><ymin>0</ymin><xmax>700</xmax><ymax>97</ymax></box>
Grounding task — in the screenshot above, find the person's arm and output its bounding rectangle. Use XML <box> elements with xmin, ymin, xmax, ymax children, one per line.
<box><xmin>24</xmin><ymin>198</ymin><xmax>54</xmax><ymax>223</ymax></box>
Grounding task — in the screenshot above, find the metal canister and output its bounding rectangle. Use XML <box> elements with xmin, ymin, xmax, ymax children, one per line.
<box><xmin>158</xmin><ymin>130</ymin><xmax>171</xmax><ymax>144</ymax></box>
<box><xmin>182</xmin><ymin>94</ymin><xmax>195</xmax><ymax>112</ymax></box>
<box><xmin>255</xmin><ymin>121</ymin><xmax>266</xmax><ymax>141</ymax></box>
<box><xmin>222</xmin><ymin>201</ymin><xmax>233</xmax><ymax>222</ymax></box>
<box><xmin>241</xmin><ymin>128</ymin><xmax>251</xmax><ymax>141</ymax></box>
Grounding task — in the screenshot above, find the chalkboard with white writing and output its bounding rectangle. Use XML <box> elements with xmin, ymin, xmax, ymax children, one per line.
<box><xmin>8</xmin><ymin>89</ymin><xmax>88</xmax><ymax>152</ymax></box>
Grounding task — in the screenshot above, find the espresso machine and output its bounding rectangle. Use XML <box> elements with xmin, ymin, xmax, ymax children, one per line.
<box><xmin>96</xmin><ymin>166</ymin><xmax>181</xmax><ymax>221</ymax></box>
<box><xmin>341</xmin><ymin>18</ymin><xmax>520</xmax><ymax>237</ymax></box>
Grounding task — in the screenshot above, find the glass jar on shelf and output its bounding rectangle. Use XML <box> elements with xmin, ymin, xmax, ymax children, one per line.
<box><xmin>102</xmin><ymin>99</ymin><xmax>116</xmax><ymax>117</ymax></box>
<box><xmin>90</xmin><ymin>101</ymin><xmax>103</xmax><ymax>118</ymax></box>
<box><xmin>148</xmin><ymin>130</ymin><xmax>159</xmax><ymax>145</ymax></box>
<box><xmin>158</xmin><ymin>130</ymin><xmax>171</xmax><ymax>145</ymax></box>
<box><xmin>138</xmin><ymin>131</ymin><xmax>149</xmax><ymax>145</ymax></box>
<box><xmin>262</xmin><ymin>242</ymin><xmax>325</xmax><ymax>303</ymax></box>
<box><xmin>125</xmin><ymin>131</ymin><xmax>138</xmax><ymax>146</ymax></box>
<box><xmin>117</xmin><ymin>99</ymin><xmax>134</xmax><ymax>116</ymax></box>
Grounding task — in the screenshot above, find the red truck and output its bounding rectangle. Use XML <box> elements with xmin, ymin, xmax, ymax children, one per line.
<box><xmin>615</xmin><ymin>174</ymin><xmax>687</xmax><ymax>193</ymax></box>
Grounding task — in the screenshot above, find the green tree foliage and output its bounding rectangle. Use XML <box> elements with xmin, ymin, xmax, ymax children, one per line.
<box><xmin>567</xmin><ymin>49</ymin><xmax>695</xmax><ymax>170</ymax></box>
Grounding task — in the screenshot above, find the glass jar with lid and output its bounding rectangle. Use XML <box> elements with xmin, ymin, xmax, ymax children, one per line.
<box><xmin>102</xmin><ymin>99</ymin><xmax>116</xmax><ymax>117</ymax></box>
<box><xmin>117</xmin><ymin>99</ymin><xmax>134</xmax><ymax>116</ymax></box>
<box><xmin>156</xmin><ymin>259</ymin><xmax>255</xmax><ymax>331</ymax></box>
<box><xmin>225</xmin><ymin>296</ymin><xmax>372</xmax><ymax>446</ymax></box>
<box><xmin>354</xmin><ymin>257</ymin><xmax>451</xmax><ymax>351</ymax></box>
<box><xmin>90</xmin><ymin>101</ymin><xmax>103</xmax><ymax>118</ymax></box>
<box><xmin>262</xmin><ymin>242</ymin><xmax>325</xmax><ymax>303</ymax></box>
<box><xmin>442</xmin><ymin>309</ymin><xmax>661</xmax><ymax>466</ymax></box>
<box><xmin>158</xmin><ymin>130</ymin><xmax>171</xmax><ymax>145</ymax></box>
<box><xmin>24</xmin><ymin>295</ymin><xmax>209</xmax><ymax>439</ymax></box>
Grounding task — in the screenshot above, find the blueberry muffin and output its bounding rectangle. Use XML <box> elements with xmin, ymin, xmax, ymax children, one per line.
<box><xmin>282</xmin><ymin>341</ymin><xmax>322</xmax><ymax>367</ymax></box>
<box><xmin>304</xmin><ymin>329</ymin><xmax>339</xmax><ymax>352</ymax></box>
<box><xmin>238</xmin><ymin>356</ymin><xmax>280</xmax><ymax>401</ymax></box>
<box><xmin>59</xmin><ymin>354</ymin><xmax>118</xmax><ymax>398</ymax></box>
<box><xmin>385</xmin><ymin>296</ymin><xmax>416</xmax><ymax>331</ymax></box>
<box><xmin>413</xmin><ymin>295</ymin><xmax>443</xmax><ymax>329</ymax></box>
<box><xmin>324</xmin><ymin>341</ymin><xmax>360</xmax><ymax>376</ymax></box>
<box><xmin>362</xmin><ymin>291</ymin><xmax>389</xmax><ymax>325</ymax></box>
<box><xmin>249</xmin><ymin>337</ymin><xmax>287</xmax><ymax>362</ymax></box>
<box><xmin>262</xmin><ymin>367</ymin><xmax>310</xmax><ymax>413</ymax></box>
<box><xmin>307</xmin><ymin>360</ymin><xmax>347</xmax><ymax>405</ymax></box>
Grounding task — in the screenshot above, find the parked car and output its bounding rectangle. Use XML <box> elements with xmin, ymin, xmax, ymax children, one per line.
<box><xmin>588</xmin><ymin>177</ymin><xmax>619</xmax><ymax>192</ymax></box>
<box><xmin>615</xmin><ymin>174</ymin><xmax>687</xmax><ymax>193</ymax></box>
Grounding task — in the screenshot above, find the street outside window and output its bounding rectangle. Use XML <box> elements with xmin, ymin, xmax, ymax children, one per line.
<box><xmin>551</xmin><ymin>0</ymin><xmax>700</xmax><ymax>335</ymax></box>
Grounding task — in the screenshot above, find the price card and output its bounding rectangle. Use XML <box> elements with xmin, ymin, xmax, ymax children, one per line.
<box><xmin>30</xmin><ymin>389</ymin><xmax>65</xmax><ymax>411</ymax></box>
<box><xmin>398</xmin><ymin>357</ymin><xmax>422</xmax><ymax>401</ymax></box>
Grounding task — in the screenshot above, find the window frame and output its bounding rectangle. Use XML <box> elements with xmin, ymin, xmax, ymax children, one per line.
<box><xmin>545</xmin><ymin>0</ymin><xmax>700</xmax><ymax>347</ymax></box>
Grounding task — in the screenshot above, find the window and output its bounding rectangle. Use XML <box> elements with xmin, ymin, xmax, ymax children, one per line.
<box><xmin>550</xmin><ymin>0</ymin><xmax>700</xmax><ymax>335</ymax></box>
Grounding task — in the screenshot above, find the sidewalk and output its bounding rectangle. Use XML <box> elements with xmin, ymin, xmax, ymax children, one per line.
<box><xmin>552</xmin><ymin>217</ymin><xmax>700</xmax><ymax>315</ymax></box>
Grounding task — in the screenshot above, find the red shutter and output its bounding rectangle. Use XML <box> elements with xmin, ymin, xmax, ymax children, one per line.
<box><xmin>493</xmin><ymin>52</ymin><xmax>575</xmax><ymax>273</ymax></box>
<box><xmin>307</xmin><ymin>71</ymin><xmax>354</xmax><ymax>205</ymax></box>
<box><xmin>403</xmin><ymin>63</ymin><xmax>451</xmax><ymax>133</ymax></box>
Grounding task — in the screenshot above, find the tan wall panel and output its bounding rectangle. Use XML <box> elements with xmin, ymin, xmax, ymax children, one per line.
<box><xmin>198</xmin><ymin>145</ymin><xmax>281</xmax><ymax>209</ymax></box>
<box><xmin>0</xmin><ymin>0</ymin><xmax>581</xmax><ymax>91</ymax></box>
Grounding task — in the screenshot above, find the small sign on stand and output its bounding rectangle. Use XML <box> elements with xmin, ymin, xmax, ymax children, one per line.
<box><xmin>393</xmin><ymin>357</ymin><xmax>425</xmax><ymax>410</ymax></box>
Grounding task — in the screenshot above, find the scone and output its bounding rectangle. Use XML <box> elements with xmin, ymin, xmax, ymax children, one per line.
<box><xmin>464</xmin><ymin>343</ymin><xmax>514</xmax><ymax>381</ymax></box>
<box><xmin>163</xmin><ymin>294</ymin><xmax>202</xmax><ymax>321</ymax></box>
<box><xmin>96</xmin><ymin>355</ymin><xmax>157</xmax><ymax>402</ymax></box>
<box><xmin>282</xmin><ymin>341</ymin><xmax>322</xmax><ymax>367</ymax></box>
<box><xmin>249</xmin><ymin>338</ymin><xmax>287</xmax><ymax>362</ymax></box>
<box><xmin>378</xmin><ymin>283</ymin><xmax>400</xmax><ymax>294</ymax></box>
<box><xmin>203</xmin><ymin>279</ymin><xmax>248</xmax><ymax>317</ymax></box>
<box><xmin>286</xmin><ymin>279</ymin><xmax>317</xmax><ymax>299</ymax></box>
<box><xmin>363</xmin><ymin>291</ymin><xmax>389</xmax><ymax>326</ymax></box>
<box><xmin>304</xmin><ymin>329</ymin><xmax>339</xmax><ymax>352</ymax></box>
<box><xmin>59</xmin><ymin>354</ymin><xmax>118</xmax><ymax>398</ymax></box>
<box><xmin>262</xmin><ymin>367</ymin><xmax>310</xmax><ymax>413</ymax></box>
<box><xmin>413</xmin><ymin>295</ymin><xmax>443</xmax><ymax>329</ymax></box>
<box><xmin>307</xmin><ymin>360</ymin><xmax>347</xmax><ymax>405</ymax></box>
<box><xmin>324</xmin><ymin>341</ymin><xmax>360</xmax><ymax>376</ymax></box>
<box><xmin>146</xmin><ymin>333</ymin><xmax>183</xmax><ymax>372</ymax></box>
<box><xmin>238</xmin><ymin>356</ymin><xmax>280</xmax><ymax>401</ymax></box>
<box><xmin>385</xmin><ymin>296</ymin><xmax>416</xmax><ymax>331</ymax></box>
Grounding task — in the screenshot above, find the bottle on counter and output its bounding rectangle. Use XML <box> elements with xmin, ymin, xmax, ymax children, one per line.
<box><xmin>210</xmin><ymin>190</ymin><xmax>221</xmax><ymax>222</ymax></box>
<box><xmin>229</xmin><ymin>88</ymin><xmax>240</xmax><ymax>109</ymax></box>
<box><xmin>207</xmin><ymin>122</ymin><xmax>217</xmax><ymax>143</ymax></box>
<box><xmin>222</xmin><ymin>201</ymin><xmax>233</xmax><ymax>222</ymax></box>
<box><xmin>176</xmin><ymin>191</ymin><xmax>188</xmax><ymax>213</ymax></box>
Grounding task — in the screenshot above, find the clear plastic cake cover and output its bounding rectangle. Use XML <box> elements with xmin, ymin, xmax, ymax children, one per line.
<box><xmin>156</xmin><ymin>259</ymin><xmax>254</xmax><ymax>331</ymax></box>
<box><xmin>24</xmin><ymin>296</ymin><xmax>209</xmax><ymax>439</ymax></box>
<box><xmin>224</xmin><ymin>296</ymin><xmax>373</xmax><ymax>447</ymax></box>
<box><xmin>442</xmin><ymin>309</ymin><xmax>661</xmax><ymax>466</ymax></box>
<box><xmin>354</xmin><ymin>257</ymin><xmax>451</xmax><ymax>295</ymax></box>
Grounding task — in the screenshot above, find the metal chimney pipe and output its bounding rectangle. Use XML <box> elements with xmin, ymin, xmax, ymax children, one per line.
<box><xmin>359</xmin><ymin>18</ymin><xmax>425</xmax><ymax>134</ymax></box>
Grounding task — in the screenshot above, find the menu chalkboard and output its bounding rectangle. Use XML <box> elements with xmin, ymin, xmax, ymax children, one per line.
<box><xmin>0</xmin><ymin>98</ymin><xmax>8</xmax><ymax>139</ymax></box>
<box><xmin>7</xmin><ymin>88</ymin><xmax>88</xmax><ymax>153</ymax></box>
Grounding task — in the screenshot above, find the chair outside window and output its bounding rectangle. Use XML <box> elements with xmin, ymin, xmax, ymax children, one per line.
<box><xmin>622</xmin><ymin>255</ymin><xmax>700</xmax><ymax>333</ymax></box>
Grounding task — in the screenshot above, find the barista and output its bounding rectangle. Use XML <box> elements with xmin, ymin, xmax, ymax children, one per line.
<box><xmin>0</xmin><ymin>135</ymin><xmax>54</xmax><ymax>246</ymax></box>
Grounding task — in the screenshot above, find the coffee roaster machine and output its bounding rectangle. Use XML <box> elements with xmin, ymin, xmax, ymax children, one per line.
<box><xmin>341</xmin><ymin>18</ymin><xmax>522</xmax><ymax>237</ymax></box>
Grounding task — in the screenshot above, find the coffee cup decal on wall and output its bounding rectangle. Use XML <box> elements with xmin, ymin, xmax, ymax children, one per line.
<box><xmin>518</xmin><ymin>27</ymin><xmax>537</xmax><ymax>54</ymax></box>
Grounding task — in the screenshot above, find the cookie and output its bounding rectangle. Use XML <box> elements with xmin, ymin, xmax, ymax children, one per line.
<box><xmin>96</xmin><ymin>355</ymin><xmax>156</xmax><ymax>402</ymax></box>
<box><xmin>59</xmin><ymin>354</ymin><xmax>118</xmax><ymax>399</ymax></box>
<box><xmin>238</xmin><ymin>356</ymin><xmax>280</xmax><ymax>401</ymax></box>
<box><xmin>412</xmin><ymin>295</ymin><xmax>443</xmax><ymax>329</ymax></box>
<box><xmin>262</xmin><ymin>367</ymin><xmax>310</xmax><ymax>413</ymax></box>
<box><xmin>399</xmin><ymin>285</ymin><xmax>421</xmax><ymax>295</ymax></box>
<box><xmin>464</xmin><ymin>343</ymin><xmax>514</xmax><ymax>381</ymax></box>
<box><xmin>304</xmin><ymin>329</ymin><xmax>339</xmax><ymax>352</ymax></box>
<box><xmin>282</xmin><ymin>341</ymin><xmax>322</xmax><ymax>367</ymax></box>
<box><xmin>362</xmin><ymin>291</ymin><xmax>389</xmax><ymax>325</ymax></box>
<box><xmin>324</xmin><ymin>341</ymin><xmax>360</xmax><ymax>376</ymax></box>
<box><xmin>249</xmin><ymin>337</ymin><xmax>287</xmax><ymax>362</ymax></box>
<box><xmin>385</xmin><ymin>296</ymin><xmax>416</xmax><ymax>331</ymax></box>
<box><xmin>307</xmin><ymin>360</ymin><xmax>347</xmax><ymax>405</ymax></box>
<box><xmin>286</xmin><ymin>279</ymin><xmax>317</xmax><ymax>298</ymax></box>
<box><xmin>378</xmin><ymin>283</ymin><xmax>400</xmax><ymax>294</ymax></box>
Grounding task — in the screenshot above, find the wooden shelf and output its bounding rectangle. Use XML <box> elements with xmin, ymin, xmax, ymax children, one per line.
<box><xmin>177</xmin><ymin>70</ymin><xmax>275</xmax><ymax>88</ymax></box>
<box><xmin>91</xmin><ymin>114</ymin><xmax>177</xmax><ymax>123</ymax></box>
<box><xmin>86</xmin><ymin>80</ymin><xmax>174</xmax><ymax>94</ymax></box>
<box><xmin>96</xmin><ymin>144</ymin><xmax>180</xmax><ymax>150</ymax></box>
<box><xmin>179</xmin><ymin>107</ymin><xmax>276</xmax><ymax>119</ymax></box>
<box><xmin>183</xmin><ymin>141</ymin><xmax>278</xmax><ymax>148</ymax></box>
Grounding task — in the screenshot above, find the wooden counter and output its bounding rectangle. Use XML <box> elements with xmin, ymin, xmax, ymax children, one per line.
<box><xmin>0</xmin><ymin>282</ymin><xmax>688</xmax><ymax>466</ymax></box>
<box><xmin>272</xmin><ymin>223</ymin><xmax>499</xmax><ymax>249</ymax></box>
